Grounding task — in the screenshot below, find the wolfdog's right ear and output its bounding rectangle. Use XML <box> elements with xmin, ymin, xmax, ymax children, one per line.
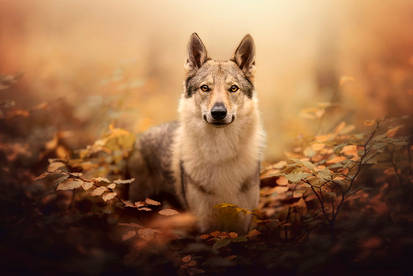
<box><xmin>185</xmin><ymin>33</ymin><xmax>208</xmax><ymax>74</ymax></box>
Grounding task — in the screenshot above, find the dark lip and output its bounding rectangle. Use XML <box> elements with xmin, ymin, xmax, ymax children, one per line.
<box><xmin>203</xmin><ymin>115</ymin><xmax>235</xmax><ymax>127</ymax></box>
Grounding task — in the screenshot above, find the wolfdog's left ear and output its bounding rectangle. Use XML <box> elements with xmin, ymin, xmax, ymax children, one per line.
<box><xmin>233</xmin><ymin>34</ymin><xmax>256</xmax><ymax>81</ymax></box>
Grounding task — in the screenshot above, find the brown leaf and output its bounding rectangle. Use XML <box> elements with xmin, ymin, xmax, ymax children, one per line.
<box><xmin>145</xmin><ymin>198</ymin><xmax>161</xmax><ymax>206</ymax></box>
<box><xmin>200</xmin><ymin>234</ymin><xmax>210</xmax><ymax>240</ymax></box>
<box><xmin>81</xmin><ymin>181</ymin><xmax>94</xmax><ymax>191</ymax></box>
<box><xmin>135</xmin><ymin>201</ymin><xmax>145</xmax><ymax>208</ymax></box>
<box><xmin>138</xmin><ymin>207</ymin><xmax>152</xmax><ymax>211</ymax></box>
<box><xmin>158</xmin><ymin>208</ymin><xmax>179</xmax><ymax>216</ymax></box>
<box><xmin>102</xmin><ymin>192</ymin><xmax>117</xmax><ymax>201</ymax></box>
<box><xmin>121</xmin><ymin>200</ymin><xmax>136</xmax><ymax>208</ymax></box>
<box><xmin>229</xmin><ymin>232</ymin><xmax>238</xmax><ymax>238</ymax></box>
<box><xmin>91</xmin><ymin>186</ymin><xmax>108</xmax><ymax>196</ymax></box>
<box><xmin>93</xmin><ymin>177</ymin><xmax>111</xmax><ymax>183</ymax></box>
<box><xmin>48</xmin><ymin>162</ymin><xmax>66</xmax><ymax>172</ymax></box>
<box><xmin>114</xmin><ymin>178</ymin><xmax>135</xmax><ymax>184</ymax></box>
<box><xmin>57</xmin><ymin>179</ymin><xmax>83</xmax><ymax>191</ymax></box>
<box><xmin>107</xmin><ymin>183</ymin><xmax>116</xmax><ymax>189</ymax></box>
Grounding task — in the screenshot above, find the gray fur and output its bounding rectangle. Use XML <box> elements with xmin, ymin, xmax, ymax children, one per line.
<box><xmin>128</xmin><ymin>121</ymin><xmax>179</xmax><ymax>201</ymax></box>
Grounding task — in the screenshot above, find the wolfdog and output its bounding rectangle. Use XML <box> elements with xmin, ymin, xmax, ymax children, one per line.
<box><xmin>127</xmin><ymin>33</ymin><xmax>265</xmax><ymax>233</ymax></box>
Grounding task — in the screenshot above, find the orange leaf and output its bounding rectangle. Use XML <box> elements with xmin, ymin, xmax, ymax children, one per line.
<box><xmin>276</xmin><ymin>176</ymin><xmax>288</xmax><ymax>186</ymax></box>
<box><xmin>326</xmin><ymin>155</ymin><xmax>346</xmax><ymax>164</ymax></box>
<box><xmin>145</xmin><ymin>198</ymin><xmax>161</xmax><ymax>206</ymax></box>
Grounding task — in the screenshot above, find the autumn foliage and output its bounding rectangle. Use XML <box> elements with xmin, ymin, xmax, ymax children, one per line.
<box><xmin>1</xmin><ymin>70</ymin><xmax>412</xmax><ymax>275</ymax></box>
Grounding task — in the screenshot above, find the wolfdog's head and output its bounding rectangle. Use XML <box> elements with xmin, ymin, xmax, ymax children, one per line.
<box><xmin>181</xmin><ymin>33</ymin><xmax>257</xmax><ymax>128</ymax></box>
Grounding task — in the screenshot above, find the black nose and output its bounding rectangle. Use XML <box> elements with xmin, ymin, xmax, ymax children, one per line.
<box><xmin>211</xmin><ymin>103</ymin><xmax>227</xmax><ymax>120</ymax></box>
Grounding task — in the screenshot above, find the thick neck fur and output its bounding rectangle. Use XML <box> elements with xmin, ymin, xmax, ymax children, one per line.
<box><xmin>176</xmin><ymin>94</ymin><xmax>265</xmax><ymax>188</ymax></box>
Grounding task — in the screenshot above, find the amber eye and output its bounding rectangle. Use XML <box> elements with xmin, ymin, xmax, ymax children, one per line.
<box><xmin>200</xmin><ymin>85</ymin><xmax>210</xmax><ymax>92</ymax></box>
<box><xmin>229</xmin><ymin>85</ymin><xmax>239</xmax><ymax>93</ymax></box>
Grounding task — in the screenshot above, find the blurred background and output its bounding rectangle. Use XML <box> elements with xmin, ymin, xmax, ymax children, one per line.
<box><xmin>1</xmin><ymin>0</ymin><xmax>412</xmax><ymax>160</ymax></box>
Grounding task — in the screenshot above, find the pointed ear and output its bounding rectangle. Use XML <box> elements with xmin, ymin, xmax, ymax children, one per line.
<box><xmin>233</xmin><ymin>34</ymin><xmax>256</xmax><ymax>80</ymax></box>
<box><xmin>185</xmin><ymin>33</ymin><xmax>208</xmax><ymax>73</ymax></box>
